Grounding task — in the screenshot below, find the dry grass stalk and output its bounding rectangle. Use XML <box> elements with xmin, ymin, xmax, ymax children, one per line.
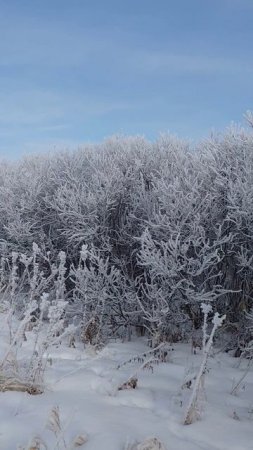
<box><xmin>46</xmin><ymin>406</ymin><xmax>62</xmax><ymax>436</ymax></box>
<box><xmin>0</xmin><ymin>378</ymin><xmax>43</xmax><ymax>395</ymax></box>
<box><xmin>70</xmin><ymin>434</ymin><xmax>88</xmax><ymax>448</ymax></box>
<box><xmin>26</xmin><ymin>436</ymin><xmax>48</xmax><ymax>449</ymax></box>
<box><xmin>118</xmin><ymin>376</ymin><xmax>138</xmax><ymax>391</ymax></box>
<box><xmin>127</xmin><ymin>437</ymin><xmax>166</xmax><ymax>450</ymax></box>
<box><xmin>20</xmin><ymin>407</ymin><xmax>87</xmax><ymax>450</ymax></box>
<box><xmin>18</xmin><ymin>435</ymin><xmax>48</xmax><ymax>450</ymax></box>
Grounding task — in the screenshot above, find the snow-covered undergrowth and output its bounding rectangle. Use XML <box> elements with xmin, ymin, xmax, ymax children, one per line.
<box><xmin>0</xmin><ymin>312</ymin><xmax>252</xmax><ymax>450</ymax></box>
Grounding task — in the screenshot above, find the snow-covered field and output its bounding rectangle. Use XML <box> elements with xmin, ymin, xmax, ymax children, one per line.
<box><xmin>0</xmin><ymin>317</ymin><xmax>252</xmax><ymax>450</ymax></box>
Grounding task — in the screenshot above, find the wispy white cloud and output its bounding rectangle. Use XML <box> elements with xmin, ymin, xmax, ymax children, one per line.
<box><xmin>1</xmin><ymin>9</ymin><xmax>250</xmax><ymax>77</ymax></box>
<box><xmin>125</xmin><ymin>49</ymin><xmax>253</xmax><ymax>75</ymax></box>
<box><xmin>0</xmin><ymin>18</ymin><xmax>98</xmax><ymax>68</ymax></box>
<box><xmin>0</xmin><ymin>88</ymin><xmax>140</xmax><ymax>136</ymax></box>
<box><xmin>222</xmin><ymin>0</ymin><xmax>253</xmax><ymax>8</ymax></box>
<box><xmin>0</xmin><ymin>138</ymin><xmax>84</xmax><ymax>160</ymax></box>
<box><xmin>0</xmin><ymin>90</ymin><xmax>63</xmax><ymax>126</ymax></box>
<box><xmin>19</xmin><ymin>138</ymin><xmax>86</xmax><ymax>156</ymax></box>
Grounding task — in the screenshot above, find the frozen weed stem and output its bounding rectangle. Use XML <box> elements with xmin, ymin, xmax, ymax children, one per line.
<box><xmin>183</xmin><ymin>304</ymin><xmax>225</xmax><ymax>425</ymax></box>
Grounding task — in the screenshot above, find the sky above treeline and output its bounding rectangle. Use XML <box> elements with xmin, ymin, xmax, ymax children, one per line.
<box><xmin>0</xmin><ymin>0</ymin><xmax>252</xmax><ymax>158</ymax></box>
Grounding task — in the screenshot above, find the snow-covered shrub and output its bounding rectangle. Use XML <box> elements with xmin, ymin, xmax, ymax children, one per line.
<box><xmin>136</xmin><ymin>225</ymin><xmax>230</xmax><ymax>345</ymax></box>
<box><xmin>0</xmin><ymin>127</ymin><xmax>253</xmax><ymax>348</ymax></box>
<box><xmin>0</xmin><ymin>287</ymin><xmax>75</xmax><ymax>393</ymax></box>
<box><xmin>70</xmin><ymin>244</ymin><xmax>129</xmax><ymax>345</ymax></box>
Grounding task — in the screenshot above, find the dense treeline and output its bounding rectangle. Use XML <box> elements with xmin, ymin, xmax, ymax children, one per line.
<box><xmin>1</xmin><ymin>128</ymin><xmax>253</xmax><ymax>351</ymax></box>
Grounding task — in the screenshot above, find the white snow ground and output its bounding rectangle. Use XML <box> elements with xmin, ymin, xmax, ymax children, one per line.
<box><xmin>0</xmin><ymin>319</ymin><xmax>252</xmax><ymax>449</ymax></box>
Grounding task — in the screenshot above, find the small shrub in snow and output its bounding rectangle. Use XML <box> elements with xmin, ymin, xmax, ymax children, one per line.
<box><xmin>116</xmin><ymin>343</ymin><xmax>171</xmax><ymax>392</ymax></box>
<box><xmin>0</xmin><ymin>289</ymin><xmax>76</xmax><ymax>393</ymax></box>
<box><xmin>116</xmin><ymin>343</ymin><xmax>171</xmax><ymax>370</ymax></box>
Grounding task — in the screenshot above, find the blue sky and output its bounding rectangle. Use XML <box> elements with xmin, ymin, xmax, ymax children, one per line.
<box><xmin>0</xmin><ymin>0</ymin><xmax>252</xmax><ymax>158</ymax></box>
